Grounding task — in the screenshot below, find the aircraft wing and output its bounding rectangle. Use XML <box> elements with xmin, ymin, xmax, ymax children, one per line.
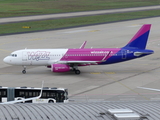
<box><xmin>57</xmin><ymin>59</ymin><xmax>107</xmax><ymax>65</ymax></box>
<box><xmin>1</xmin><ymin>81</ymin><xmax>44</xmax><ymax>104</ymax></box>
<box><xmin>58</xmin><ymin>60</ymin><xmax>99</xmax><ymax>64</ymax></box>
<box><xmin>137</xmin><ymin>86</ymin><xmax>160</xmax><ymax>92</ymax></box>
<box><xmin>57</xmin><ymin>51</ymin><xmax>110</xmax><ymax>65</ymax></box>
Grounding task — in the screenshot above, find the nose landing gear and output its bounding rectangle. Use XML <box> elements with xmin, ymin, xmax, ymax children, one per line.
<box><xmin>22</xmin><ymin>66</ymin><xmax>26</xmax><ymax>74</ymax></box>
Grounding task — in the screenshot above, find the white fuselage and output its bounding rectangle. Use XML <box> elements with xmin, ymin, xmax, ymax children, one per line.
<box><xmin>3</xmin><ymin>49</ymin><xmax>68</xmax><ymax>66</ymax></box>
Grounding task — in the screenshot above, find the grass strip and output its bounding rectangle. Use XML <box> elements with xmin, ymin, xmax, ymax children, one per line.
<box><xmin>0</xmin><ymin>9</ymin><xmax>160</xmax><ymax>35</ymax></box>
<box><xmin>0</xmin><ymin>0</ymin><xmax>160</xmax><ymax>17</ymax></box>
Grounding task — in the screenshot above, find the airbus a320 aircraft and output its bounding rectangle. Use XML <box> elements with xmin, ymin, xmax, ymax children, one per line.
<box><xmin>3</xmin><ymin>24</ymin><xmax>154</xmax><ymax>74</ymax></box>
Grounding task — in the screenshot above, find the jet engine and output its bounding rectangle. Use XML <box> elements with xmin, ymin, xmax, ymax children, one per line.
<box><xmin>51</xmin><ymin>64</ymin><xmax>70</xmax><ymax>72</ymax></box>
<box><xmin>47</xmin><ymin>66</ymin><xmax>51</xmax><ymax>68</ymax></box>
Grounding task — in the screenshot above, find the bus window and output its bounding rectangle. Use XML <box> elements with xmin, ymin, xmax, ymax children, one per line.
<box><xmin>20</xmin><ymin>91</ymin><xmax>24</xmax><ymax>96</ymax></box>
<box><xmin>42</xmin><ymin>92</ymin><xmax>46</xmax><ymax>97</ymax></box>
<box><xmin>25</xmin><ymin>92</ymin><xmax>28</xmax><ymax>97</ymax></box>
<box><xmin>33</xmin><ymin>92</ymin><xmax>36</xmax><ymax>96</ymax></box>
<box><xmin>56</xmin><ymin>93</ymin><xmax>59</xmax><ymax>102</ymax></box>
<box><xmin>36</xmin><ymin>92</ymin><xmax>39</xmax><ymax>96</ymax></box>
<box><xmin>65</xmin><ymin>89</ymin><xmax>68</xmax><ymax>99</ymax></box>
<box><xmin>47</xmin><ymin>92</ymin><xmax>50</xmax><ymax>97</ymax></box>
<box><xmin>50</xmin><ymin>93</ymin><xmax>55</xmax><ymax>98</ymax></box>
<box><xmin>59</xmin><ymin>92</ymin><xmax>65</xmax><ymax>102</ymax></box>
<box><xmin>0</xmin><ymin>90</ymin><xmax>7</xmax><ymax>97</ymax></box>
<box><xmin>29</xmin><ymin>92</ymin><xmax>32</xmax><ymax>97</ymax></box>
<box><xmin>3</xmin><ymin>90</ymin><xmax>7</xmax><ymax>96</ymax></box>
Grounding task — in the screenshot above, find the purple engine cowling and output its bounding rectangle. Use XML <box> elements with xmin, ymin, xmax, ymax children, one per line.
<box><xmin>51</xmin><ymin>64</ymin><xmax>70</xmax><ymax>72</ymax></box>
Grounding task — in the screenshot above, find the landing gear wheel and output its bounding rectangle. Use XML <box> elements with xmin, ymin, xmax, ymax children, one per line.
<box><xmin>22</xmin><ymin>70</ymin><xmax>26</xmax><ymax>74</ymax></box>
<box><xmin>22</xmin><ymin>66</ymin><xmax>26</xmax><ymax>74</ymax></box>
<box><xmin>75</xmin><ymin>70</ymin><xmax>81</xmax><ymax>75</ymax></box>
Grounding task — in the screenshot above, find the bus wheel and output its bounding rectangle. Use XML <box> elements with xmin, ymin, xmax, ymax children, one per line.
<box><xmin>48</xmin><ymin>100</ymin><xmax>54</xmax><ymax>103</ymax></box>
<box><xmin>17</xmin><ymin>98</ymin><xmax>23</xmax><ymax>103</ymax></box>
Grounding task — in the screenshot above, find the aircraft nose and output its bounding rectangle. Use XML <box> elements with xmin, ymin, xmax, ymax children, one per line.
<box><xmin>3</xmin><ymin>57</ymin><xmax>11</xmax><ymax>64</ymax></box>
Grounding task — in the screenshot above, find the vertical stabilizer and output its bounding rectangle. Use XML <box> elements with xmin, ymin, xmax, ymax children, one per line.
<box><xmin>124</xmin><ymin>24</ymin><xmax>151</xmax><ymax>49</ymax></box>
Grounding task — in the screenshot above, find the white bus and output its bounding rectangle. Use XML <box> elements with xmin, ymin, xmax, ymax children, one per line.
<box><xmin>0</xmin><ymin>86</ymin><xmax>68</xmax><ymax>103</ymax></box>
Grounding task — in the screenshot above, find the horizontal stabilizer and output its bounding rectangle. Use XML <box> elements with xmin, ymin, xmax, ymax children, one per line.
<box><xmin>134</xmin><ymin>51</ymin><xmax>153</xmax><ymax>56</ymax></box>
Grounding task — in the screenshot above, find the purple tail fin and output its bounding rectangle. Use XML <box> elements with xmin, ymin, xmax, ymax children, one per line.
<box><xmin>124</xmin><ymin>24</ymin><xmax>151</xmax><ymax>49</ymax></box>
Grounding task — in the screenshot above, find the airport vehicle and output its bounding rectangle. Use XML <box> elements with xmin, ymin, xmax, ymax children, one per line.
<box><xmin>3</xmin><ymin>24</ymin><xmax>154</xmax><ymax>74</ymax></box>
<box><xmin>0</xmin><ymin>81</ymin><xmax>44</xmax><ymax>104</ymax></box>
<box><xmin>0</xmin><ymin>86</ymin><xmax>68</xmax><ymax>103</ymax></box>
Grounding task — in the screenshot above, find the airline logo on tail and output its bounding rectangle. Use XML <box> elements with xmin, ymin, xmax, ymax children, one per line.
<box><xmin>124</xmin><ymin>24</ymin><xmax>151</xmax><ymax>49</ymax></box>
<box><xmin>3</xmin><ymin>24</ymin><xmax>154</xmax><ymax>74</ymax></box>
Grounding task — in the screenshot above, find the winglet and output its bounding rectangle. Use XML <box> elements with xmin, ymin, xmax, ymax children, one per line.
<box><xmin>80</xmin><ymin>41</ymin><xmax>87</xmax><ymax>49</ymax></box>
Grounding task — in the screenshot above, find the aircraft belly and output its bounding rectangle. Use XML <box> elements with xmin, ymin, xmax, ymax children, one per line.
<box><xmin>22</xmin><ymin>59</ymin><xmax>48</xmax><ymax>66</ymax></box>
<box><xmin>31</xmin><ymin>60</ymin><xmax>48</xmax><ymax>66</ymax></box>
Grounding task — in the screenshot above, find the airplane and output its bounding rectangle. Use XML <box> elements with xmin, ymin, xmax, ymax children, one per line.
<box><xmin>3</xmin><ymin>24</ymin><xmax>154</xmax><ymax>75</ymax></box>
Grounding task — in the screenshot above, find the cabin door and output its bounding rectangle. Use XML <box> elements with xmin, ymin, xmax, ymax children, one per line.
<box><xmin>22</xmin><ymin>51</ymin><xmax>32</xmax><ymax>65</ymax></box>
<box><xmin>122</xmin><ymin>50</ymin><xmax>127</xmax><ymax>59</ymax></box>
<box><xmin>22</xmin><ymin>51</ymin><xmax>27</xmax><ymax>61</ymax></box>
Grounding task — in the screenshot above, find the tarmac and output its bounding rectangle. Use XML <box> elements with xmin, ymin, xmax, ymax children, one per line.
<box><xmin>0</xmin><ymin>15</ymin><xmax>160</xmax><ymax>102</ymax></box>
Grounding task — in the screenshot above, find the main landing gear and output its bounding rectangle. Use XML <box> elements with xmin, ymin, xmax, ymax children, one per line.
<box><xmin>22</xmin><ymin>66</ymin><xmax>26</xmax><ymax>74</ymax></box>
<box><xmin>72</xmin><ymin>65</ymin><xmax>81</xmax><ymax>75</ymax></box>
<box><xmin>21</xmin><ymin>65</ymin><xmax>81</xmax><ymax>74</ymax></box>
<box><xmin>74</xmin><ymin>69</ymin><xmax>81</xmax><ymax>75</ymax></box>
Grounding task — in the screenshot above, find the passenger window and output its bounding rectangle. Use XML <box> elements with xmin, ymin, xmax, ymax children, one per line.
<box><xmin>42</xmin><ymin>92</ymin><xmax>46</xmax><ymax>97</ymax></box>
<box><xmin>25</xmin><ymin>92</ymin><xmax>28</xmax><ymax>97</ymax></box>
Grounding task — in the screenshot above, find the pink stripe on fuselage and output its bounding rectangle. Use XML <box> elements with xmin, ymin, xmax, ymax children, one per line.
<box><xmin>128</xmin><ymin>24</ymin><xmax>151</xmax><ymax>44</ymax></box>
<box><xmin>60</xmin><ymin>48</ymin><xmax>121</xmax><ymax>62</ymax></box>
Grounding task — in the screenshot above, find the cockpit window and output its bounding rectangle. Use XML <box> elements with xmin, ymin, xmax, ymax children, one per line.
<box><xmin>10</xmin><ymin>54</ymin><xmax>17</xmax><ymax>57</ymax></box>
